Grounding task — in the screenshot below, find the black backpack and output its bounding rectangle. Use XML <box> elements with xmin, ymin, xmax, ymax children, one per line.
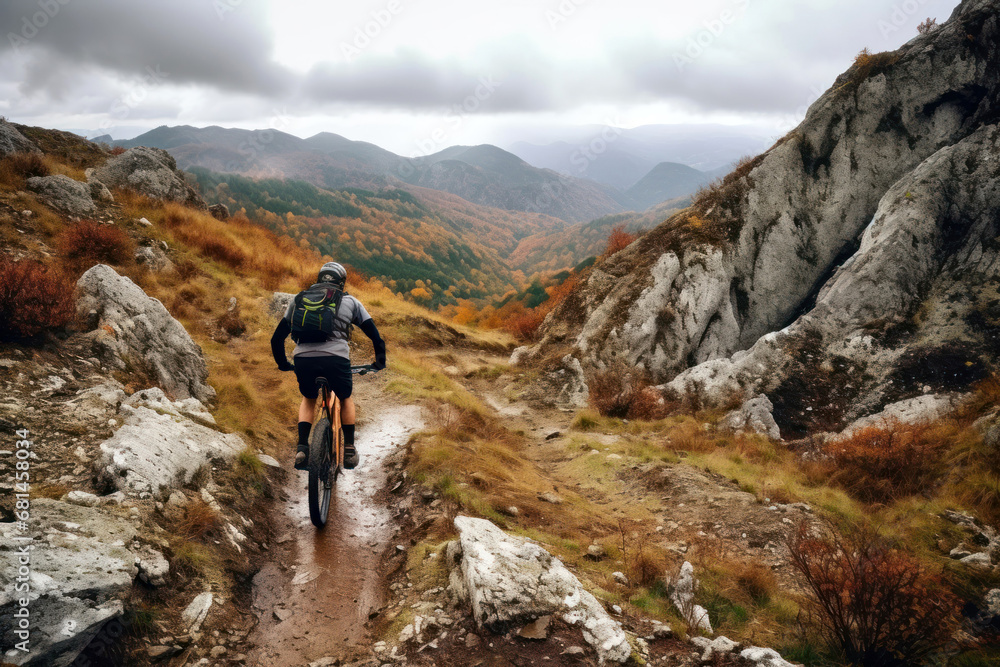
<box><xmin>289</xmin><ymin>283</ymin><xmax>347</xmax><ymax>344</ymax></box>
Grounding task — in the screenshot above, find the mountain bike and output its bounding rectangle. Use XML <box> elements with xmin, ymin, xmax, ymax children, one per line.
<box><xmin>307</xmin><ymin>364</ymin><xmax>379</xmax><ymax>528</ymax></box>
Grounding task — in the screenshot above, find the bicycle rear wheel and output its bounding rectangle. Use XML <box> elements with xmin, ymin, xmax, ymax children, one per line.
<box><xmin>308</xmin><ymin>415</ymin><xmax>334</xmax><ymax>527</ymax></box>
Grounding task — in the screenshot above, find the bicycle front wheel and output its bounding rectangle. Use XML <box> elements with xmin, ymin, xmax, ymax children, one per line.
<box><xmin>308</xmin><ymin>415</ymin><xmax>334</xmax><ymax>528</ymax></box>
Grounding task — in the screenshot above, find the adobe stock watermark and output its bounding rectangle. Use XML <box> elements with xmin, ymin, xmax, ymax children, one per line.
<box><xmin>7</xmin><ymin>428</ymin><xmax>34</xmax><ymax>660</ymax></box>
<box><xmin>221</xmin><ymin>107</ymin><xmax>293</xmax><ymax>172</ymax></box>
<box><xmin>876</xmin><ymin>0</ymin><xmax>934</xmax><ymax>38</ymax></box>
<box><xmin>341</xmin><ymin>0</ymin><xmax>404</xmax><ymax>63</ymax></box>
<box><xmin>7</xmin><ymin>0</ymin><xmax>72</xmax><ymax>56</ymax></box>
<box><xmin>213</xmin><ymin>0</ymin><xmax>244</xmax><ymax>21</ymax></box>
<box><xmin>774</xmin><ymin>84</ymin><xmax>827</xmax><ymax>135</ymax></box>
<box><xmin>96</xmin><ymin>65</ymin><xmax>169</xmax><ymax>134</ymax></box>
<box><xmin>545</xmin><ymin>0</ymin><xmax>592</xmax><ymax>32</ymax></box>
<box><xmin>673</xmin><ymin>0</ymin><xmax>752</xmax><ymax>72</ymax></box>
<box><xmin>525</xmin><ymin>119</ymin><xmax>622</xmax><ymax>214</ymax></box>
<box><xmin>397</xmin><ymin>76</ymin><xmax>502</xmax><ymax>176</ymax></box>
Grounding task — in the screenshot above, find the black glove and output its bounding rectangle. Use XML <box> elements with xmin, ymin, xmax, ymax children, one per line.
<box><xmin>278</xmin><ymin>360</ymin><xmax>294</xmax><ymax>372</ymax></box>
<box><xmin>373</xmin><ymin>357</ymin><xmax>386</xmax><ymax>371</ymax></box>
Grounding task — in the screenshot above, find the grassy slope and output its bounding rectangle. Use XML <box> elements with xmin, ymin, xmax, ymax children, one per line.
<box><xmin>5</xmin><ymin>130</ymin><xmax>1000</xmax><ymax>665</ymax></box>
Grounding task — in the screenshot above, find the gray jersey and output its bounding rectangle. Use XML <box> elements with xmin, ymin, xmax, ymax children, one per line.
<box><xmin>284</xmin><ymin>294</ymin><xmax>371</xmax><ymax>359</ymax></box>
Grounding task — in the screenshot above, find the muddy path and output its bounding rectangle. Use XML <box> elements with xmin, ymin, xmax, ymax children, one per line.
<box><xmin>245</xmin><ymin>381</ymin><xmax>422</xmax><ymax>667</ymax></box>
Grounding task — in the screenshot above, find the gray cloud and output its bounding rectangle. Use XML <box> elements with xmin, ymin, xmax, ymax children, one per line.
<box><xmin>0</xmin><ymin>0</ymin><xmax>964</xmax><ymax>130</ymax></box>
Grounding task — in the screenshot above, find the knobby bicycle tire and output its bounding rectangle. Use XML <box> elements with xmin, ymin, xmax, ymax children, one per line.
<box><xmin>308</xmin><ymin>414</ymin><xmax>334</xmax><ymax>527</ymax></box>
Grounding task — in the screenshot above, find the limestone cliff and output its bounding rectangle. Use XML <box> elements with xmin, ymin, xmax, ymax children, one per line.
<box><xmin>531</xmin><ymin>0</ymin><xmax>1000</xmax><ymax>436</ymax></box>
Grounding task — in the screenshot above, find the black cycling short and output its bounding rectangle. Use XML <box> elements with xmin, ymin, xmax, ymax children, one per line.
<box><xmin>293</xmin><ymin>355</ymin><xmax>352</xmax><ymax>400</ymax></box>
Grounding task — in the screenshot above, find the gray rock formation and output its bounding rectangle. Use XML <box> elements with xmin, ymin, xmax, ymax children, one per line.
<box><xmin>76</xmin><ymin>264</ymin><xmax>215</xmax><ymax>403</ymax></box>
<box><xmin>93</xmin><ymin>146</ymin><xmax>206</xmax><ymax>208</ymax></box>
<box><xmin>134</xmin><ymin>244</ymin><xmax>173</xmax><ymax>272</ymax></box>
<box><xmin>0</xmin><ymin>119</ymin><xmax>40</xmax><ymax>157</ymax></box>
<box><xmin>0</xmin><ymin>499</ymin><xmax>166</xmax><ymax>667</ymax></box>
<box><xmin>533</xmin><ymin>0</ymin><xmax>1000</xmax><ymax>436</ymax></box>
<box><xmin>123</xmin><ymin>386</ymin><xmax>215</xmax><ymax>424</ymax></box>
<box><xmin>98</xmin><ymin>404</ymin><xmax>243</xmax><ymax>495</ymax></box>
<box><xmin>720</xmin><ymin>395</ymin><xmax>781</xmax><ymax>440</ymax></box>
<box><xmin>447</xmin><ymin>516</ymin><xmax>632</xmax><ymax>664</ymax></box>
<box><xmin>26</xmin><ymin>175</ymin><xmax>97</xmax><ymax>216</ymax></box>
<box><xmin>839</xmin><ymin>393</ymin><xmax>964</xmax><ymax>436</ymax></box>
<box><xmin>208</xmin><ymin>203</ymin><xmax>229</xmax><ymax>220</ymax></box>
<box><xmin>270</xmin><ymin>291</ymin><xmax>295</xmax><ymax>319</ymax></box>
<box><xmin>670</xmin><ymin>561</ymin><xmax>712</xmax><ymax>635</ymax></box>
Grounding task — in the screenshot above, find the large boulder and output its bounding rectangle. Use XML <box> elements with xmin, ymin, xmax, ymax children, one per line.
<box><xmin>720</xmin><ymin>395</ymin><xmax>781</xmax><ymax>440</ymax></box>
<box><xmin>92</xmin><ymin>146</ymin><xmax>206</xmax><ymax>208</ymax></box>
<box><xmin>0</xmin><ymin>119</ymin><xmax>40</xmax><ymax>157</ymax></box>
<box><xmin>664</xmin><ymin>123</ymin><xmax>1000</xmax><ymax>424</ymax></box>
<box><xmin>98</xmin><ymin>403</ymin><xmax>243</xmax><ymax>496</ymax></box>
<box><xmin>76</xmin><ymin>264</ymin><xmax>215</xmax><ymax>403</ymax></box>
<box><xmin>447</xmin><ymin>516</ymin><xmax>631</xmax><ymax>664</ymax></box>
<box><xmin>26</xmin><ymin>174</ymin><xmax>96</xmax><ymax>216</ymax></box>
<box><xmin>0</xmin><ymin>499</ymin><xmax>166</xmax><ymax>667</ymax></box>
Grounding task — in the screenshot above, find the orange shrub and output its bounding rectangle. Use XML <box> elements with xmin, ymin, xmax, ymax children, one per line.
<box><xmin>588</xmin><ymin>361</ymin><xmax>669</xmax><ymax>420</ymax></box>
<box><xmin>109</xmin><ymin>145</ymin><xmax>127</xmax><ymax>156</ymax></box>
<box><xmin>0</xmin><ymin>256</ymin><xmax>76</xmax><ymax>339</ymax></box>
<box><xmin>59</xmin><ymin>220</ymin><xmax>134</xmax><ymax>268</ymax></box>
<box><xmin>0</xmin><ymin>152</ymin><xmax>49</xmax><ymax>182</ymax></box>
<box><xmin>823</xmin><ymin>421</ymin><xmax>945</xmax><ymax>503</ymax></box>
<box><xmin>788</xmin><ymin>523</ymin><xmax>960</xmax><ymax>666</ymax></box>
<box><xmin>603</xmin><ymin>224</ymin><xmax>636</xmax><ymax>257</ymax></box>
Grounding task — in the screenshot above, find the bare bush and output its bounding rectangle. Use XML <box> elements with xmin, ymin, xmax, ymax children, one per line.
<box><xmin>788</xmin><ymin>522</ymin><xmax>960</xmax><ymax>666</ymax></box>
<box><xmin>0</xmin><ymin>256</ymin><xmax>76</xmax><ymax>340</ymax></box>
<box><xmin>588</xmin><ymin>361</ymin><xmax>671</xmax><ymax>420</ymax></box>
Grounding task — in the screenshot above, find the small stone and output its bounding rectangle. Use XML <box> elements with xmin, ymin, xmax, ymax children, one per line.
<box><xmin>273</xmin><ymin>608</ymin><xmax>293</xmax><ymax>622</ymax></box>
<box><xmin>585</xmin><ymin>544</ymin><xmax>607</xmax><ymax>560</ymax></box>
<box><xmin>465</xmin><ymin>633</ymin><xmax>480</xmax><ymax>648</ymax></box>
<box><xmin>545</xmin><ymin>431</ymin><xmax>561</xmax><ymax>440</ymax></box>
<box><xmin>950</xmin><ymin>543</ymin><xmax>973</xmax><ymax>559</ymax></box>
<box><xmin>505</xmin><ymin>506</ymin><xmax>519</xmax><ymax>517</ymax></box>
<box><xmin>612</xmin><ymin>571</ymin><xmax>628</xmax><ymax>586</ymax></box>
<box><xmin>562</xmin><ymin>646</ymin><xmax>586</xmax><ymax>656</ymax></box>
<box><xmin>518</xmin><ymin>615</ymin><xmax>551</xmax><ymax>640</ymax></box>
<box><xmin>258</xmin><ymin>454</ymin><xmax>280</xmax><ymax>468</ymax></box>
<box><xmin>138</xmin><ymin>217</ymin><xmax>152</xmax><ymax>226</ymax></box>
<box><xmin>65</xmin><ymin>490</ymin><xmax>101</xmax><ymax>507</ymax></box>
<box><xmin>147</xmin><ymin>645</ymin><xmax>178</xmax><ymax>659</ymax></box>
<box><xmin>961</xmin><ymin>552</ymin><xmax>993</xmax><ymax>570</ymax></box>
<box><xmin>209</xmin><ymin>646</ymin><xmax>227</xmax><ymax>658</ymax></box>
<box><xmin>538</xmin><ymin>492</ymin><xmax>563</xmax><ymax>504</ymax></box>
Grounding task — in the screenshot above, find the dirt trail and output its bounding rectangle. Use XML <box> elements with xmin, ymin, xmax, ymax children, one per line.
<box><xmin>245</xmin><ymin>381</ymin><xmax>422</xmax><ymax>667</ymax></box>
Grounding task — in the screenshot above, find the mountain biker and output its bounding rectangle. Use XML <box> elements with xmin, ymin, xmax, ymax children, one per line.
<box><xmin>271</xmin><ymin>261</ymin><xmax>386</xmax><ymax>471</ymax></box>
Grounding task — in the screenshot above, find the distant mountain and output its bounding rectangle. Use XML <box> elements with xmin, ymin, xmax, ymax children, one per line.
<box><xmin>506</xmin><ymin>124</ymin><xmax>773</xmax><ymax>189</ymax></box>
<box><xmin>625</xmin><ymin>162</ymin><xmax>713</xmax><ymax>210</ymax></box>
<box><xmin>508</xmin><ymin>197</ymin><xmax>690</xmax><ymax>275</ymax></box>
<box><xmin>117</xmin><ymin>126</ymin><xmax>625</xmax><ymax>223</ymax></box>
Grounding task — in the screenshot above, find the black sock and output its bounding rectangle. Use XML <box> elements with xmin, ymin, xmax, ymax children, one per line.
<box><xmin>297</xmin><ymin>421</ymin><xmax>311</xmax><ymax>446</ymax></box>
<box><xmin>343</xmin><ymin>424</ymin><xmax>355</xmax><ymax>447</ymax></box>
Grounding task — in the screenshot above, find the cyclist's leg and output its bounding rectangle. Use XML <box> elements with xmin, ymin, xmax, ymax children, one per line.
<box><xmin>325</xmin><ymin>357</ymin><xmax>357</xmax><ymax>468</ymax></box>
<box><xmin>293</xmin><ymin>358</ymin><xmax>323</xmax><ymax>469</ymax></box>
<box><xmin>341</xmin><ymin>397</ymin><xmax>356</xmax><ymax>426</ymax></box>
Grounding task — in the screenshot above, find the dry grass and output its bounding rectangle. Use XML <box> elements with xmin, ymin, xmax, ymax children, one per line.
<box><xmin>59</xmin><ymin>220</ymin><xmax>135</xmax><ymax>272</ymax></box>
<box><xmin>177</xmin><ymin>498</ymin><xmax>220</xmax><ymax>540</ymax></box>
<box><xmin>0</xmin><ymin>151</ymin><xmax>49</xmax><ymax>187</ymax></box>
<box><xmin>822</xmin><ymin>420</ymin><xmax>947</xmax><ymax>504</ymax></box>
<box><xmin>0</xmin><ymin>256</ymin><xmax>76</xmax><ymax>340</ymax></box>
<box><xmin>587</xmin><ymin>361</ymin><xmax>676</xmax><ymax>420</ymax></box>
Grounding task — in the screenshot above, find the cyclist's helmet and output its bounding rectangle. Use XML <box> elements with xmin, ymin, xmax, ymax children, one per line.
<box><xmin>318</xmin><ymin>261</ymin><xmax>347</xmax><ymax>288</ymax></box>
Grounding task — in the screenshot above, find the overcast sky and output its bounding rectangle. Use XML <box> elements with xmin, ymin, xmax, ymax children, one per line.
<box><xmin>0</xmin><ymin>0</ymin><xmax>962</xmax><ymax>154</ymax></box>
